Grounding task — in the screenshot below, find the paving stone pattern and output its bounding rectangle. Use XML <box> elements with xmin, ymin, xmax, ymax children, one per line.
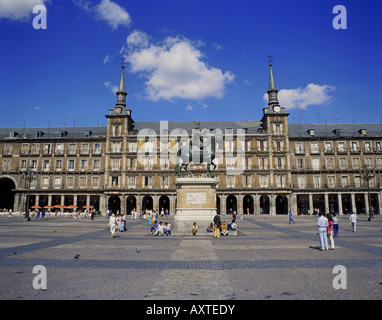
<box><xmin>0</xmin><ymin>214</ymin><xmax>381</xmax><ymax>300</ymax></box>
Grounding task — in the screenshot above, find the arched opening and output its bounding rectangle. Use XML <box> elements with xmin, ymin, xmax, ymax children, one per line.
<box><xmin>355</xmin><ymin>193</ymin><xmax>365</xmax><ymax>214</ymax></box>
<box><xmin>216</xmin><ymin>195</ymin><xmax>221</xmax><ymax>214</ymax></box>
<box><xmin>276</xmin><ymin>195</ymin><xmax>288</xmax><ymax>215</ymax></box>
<box><xmin>226</xmin><ymin>195</ymin><xmax>237</xmax><ymax>214</ymax></box>
<box><xmin>0</xmin><ymin>178</ymin><xmax>15</xmax><ymax>211</ymax></box>
<box><xmin>108</xmin><ymin>196</ymin><xmax>121</xmax><ymax>214</ymax></box>
<box><xmin>243</xmin><ymin>195</ymin><xmax>254</xmax><ymax>214</ymax></box>
<box><xmin>142</xmin><ymin>195</ymin><xmax>153</xmax><ymax>211</ymax></box>
<box><xmin>260</xmin><ymin>195</ymin><xmax>269</xmax><ymax>214</ymax></box>
<box><xmin>159</xmin><ymin>195</ymin><xmax>170</xmax><ymax>213</ymax></box>
<box><xmin>90</xmin><ymin>195</ymin><xmax>100</xmax><ymax>211</ymax></box>
<box><xmin>126</xmin><ymin>195</ymin><xmax>136</xmax><ymax>215</ymax></box>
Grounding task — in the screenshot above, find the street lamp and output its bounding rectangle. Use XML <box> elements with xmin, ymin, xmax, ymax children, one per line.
<box><xmin>360</xmin><ymin>164</ymin><xmax>375</xmax><ymax>221</ymax></box>
<box><xmin>21</xmin><ymin>165</ymin><xmax>38</xmax><ymax>221</ymax></box>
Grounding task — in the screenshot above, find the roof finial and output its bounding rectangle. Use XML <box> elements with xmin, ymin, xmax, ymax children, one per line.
<box><xmin>267</xmin><ymin>54</ymin><xmax>274</xmax><ymax>66</ymax></box>
<box><xmin>121</xmin><ymin>56</ymin><xmax>127</xmax><ymax>69</ymax></box>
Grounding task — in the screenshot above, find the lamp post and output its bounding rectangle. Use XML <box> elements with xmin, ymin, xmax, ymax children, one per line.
<box><xmin>21</xmin><ymin>165</ymin><xmax>38</xmax><ymax>221</ymax></box>
<box><xmin>360</xmin><ymin>165</ymin><xmax>375</xmax><ymax>221</ymax></box>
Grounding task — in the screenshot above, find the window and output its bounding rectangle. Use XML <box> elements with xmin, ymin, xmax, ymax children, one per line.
<box><xmin>226</xmin><ymin>175</ymin><xmax>236</xmax><ymax>188</ymax></box>
<box><xmin>127</xmin><ymin>176</ymin><xmax>136</xmax><ymax>189</ymax></box>
<box><xmin>365</xmin><ymin>158</ymin><xmax>373</xmax><ymax>167</ymax></box>
<box><xmin>376</xmin><ymin>142</ymin><xmax>381</xmax><ymax>152</ymax></box>
<box><xmin>55</xmin><ymin>159</ymin><xmax>62</xmax><ymax>170</ymax></box>
<box><xmin>111</xmin><ymin>158</ymin><xmax>120</xmax><ymax>171</ymax></box>
<box><xmin>81</xmin><ymin>143</ymin><xmax>89</xmax><ymax>154</ymax></box>
<box><xmin>93</xmin><ymin>143</ymin><xmax>101</xmax><ymax>154</ymax></box>
<box><xmin>93</xmin><ymin>159</ymin><xmax>101</xmax><ymax>170</ymax></box>
<box><xmin>259</xmin><ymin>175</ymin><xmax>268</xmax><ymax>188</ymax></box>
<box><xmin>21</xmin><ymin>160</ymin><xmax>27</xmax><ymax>170</ymax></box>
<box><xmin>31</xmin><ymin>143</ymin><xmax>40</xmax><ymax>155</ymax></box>
<box><xmin>21</xmin><ymin>144</ymin><xmax>29</xmax><ymax>154</ymax></box>
<box><xmin>43</xmin><ymin>144</ymin><xmax>51</xmax><ymax>154</ymax></box>
<box><xmin>55</xmin><ymin>144</ymin><xmax>64</xmax><ymax>155</ymax></box>
<box><xmin>67</xmin><ymin>176</ymin><xmax>74</xmax><ymax>189</ymax></box>
<box><xmin>111</xmin><ymin>176</ymin><xmax>119</xmax><ymax>187</ymax></box>
<box><xmin>364</xmin><ymin>142</ymin><xmax>371</xmax><ymax>152</ymax></box>
<box><xmin>351</xmin><ymin>142</ymin><xmax>358</xmax><ymax>152</ymax></box>
<box><xmin>313</xmin><ymin>176</ymin><xmax>321</xmax><ymax>189</ymax></box>
<box><xmin>312</xmin><ymin>158</ymin><xmax>320</xmax><ymax>170</ymax></box>
<box><xmin>143</xmin><ymin>176</ymin><xmax>152</xmax><ymax>188</ymax></box>
<box><xmin>339</xmin><ymin>158</ymin><xmax>347</xmax><ymax>169</ymax></box>
<box><xmin>92</xmin><ymin>176</ymin><xmax>100</xmax><ymax>188</ymax></box>
<box><xmin>326</xmin><ymin>158</ymin><xmax>334</xmax><ymax>170</ymax></box>
<box><xmin>68</xmin><ymin>144</ymin><xmax>76</xmax><ymax>155</ymax></box>
<box><xmin>68</xmin><ymin>160</ymin><xmax>75</xmax><ymax>171</ymax></box>
<box><xmin>43</xmin><ymin>160</ymin><xmax>50</xmax><ymax>171</ymax></box>
<box><xmin>328</xmin><ymin>176</ymin><xmax>336</xmax><ymax>188</ymax></box>
<box><xmin>42</xmin><ymin>176</ymin><xmax>49</xmax><ymax>189</ymax></box>
<box><xmin>295</xmin><ymin>142</ymin><xmax>304</xmax><ymax>154</ymax></box>
<box><xmin>354</xmin><ymin>176</ymin><xmax>361</xmax><ymax>188</ymax></box>
<box><xmin>296</xmin><ymin>158</ymin><xmax>304</xmax><ymax>170</ymax></box>
<box><xmin>276</xmin><ymin>175</ymin><xmax>285</xmax><ymax>188</ymax></box>
<box><xmin>160</xmin><ymin>175</ymin><xmax>170</xmax><ymax>189</ymax></box>
<box><xmin>30</xmin><ymin>160</ymin><xmax>38</xmax><ymax>170</ymax></box>
<box><xmin>54</xmin><ymin>177</ymin><xmax>62</xmax><ymax>188</ymax></box>
<box><xmin>337</xmin><ymin>142</ymin><xmax>345</xmax><ymax>152</ymax></box>
<box><xmin>352</xmin><ymin>158</ymin><xmax>360</xmax><ymax>169</ymax></box>
<box><xmin>325</xmin><ymin>141</ymin><xmax>333</xmax><ymax>152</ymax></box>
<box><xmin>80</xmin><ymin>159</ymin><xmax>88</xmax><ymax>171</ymax></box>
<box><xmin>128</xmin><ymin>141</ymin><xmax>137</xmax><ymax>152</ymax></box>
<box><xmin>377</xmin><ymin>158</ymin><xmax>382</xmax><ymax>169</ymax></box>
<box><xmin>310</xmin><ymin>142</ymin><xmax>319</xmax><ymax>153</ymax></box>
<box><xmin>79</xmin><ymin>177</ymin><xmax>87</xmax><ymax>188</ymax></box>
<box><xmin>111</xmin><ymin>142</ymin><xmax>121</xmax><ymax>153</ymax></box>
<box><xmin>297</xmin><ymin>176</ymin><xmax>306</xmax><ymax>189</ymax></box>
<box><xmin>243</xmin><ymin>175</ymin><xmax>252</xmax><ymax>188</ymax></box>
<box><xmin>2</xmin><ymin>159</ymin><xmax>11</xmax><ymax>171</ymax></box>
<box><xmin>341</xmin><ymin>176</ymin><xmax>349</xmax><ymax>188</ymax></box>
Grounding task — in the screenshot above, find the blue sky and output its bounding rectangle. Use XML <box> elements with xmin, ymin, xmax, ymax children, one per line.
<box><xmin>0</xmin><ymin>0</ymin><xmax>381</xmax><ymax>128</ymax></box>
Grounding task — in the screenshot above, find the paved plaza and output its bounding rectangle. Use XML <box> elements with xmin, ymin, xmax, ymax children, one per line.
<box><xmin>0</xmin><ymin>213</ymin><xmax>381</xmax><ymax>300</ymax></box>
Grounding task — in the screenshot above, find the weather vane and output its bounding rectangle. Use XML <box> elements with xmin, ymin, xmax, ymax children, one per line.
<box><xmin>121</xmin><ymin>56</ymin><xmax>127</xmax><ymax>69</ymax></box>
<box><xmin>267</xmin><ymin>54</ymin><xmax>274</xmax><ymax>65</ymax></box>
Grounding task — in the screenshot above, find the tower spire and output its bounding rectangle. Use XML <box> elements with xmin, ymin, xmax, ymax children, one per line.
<box><xmin>116</xmin><ymin>59</ymin><xmax>127</xmax><ymax>107</ymax></box>
<box><xmin>267</xmin><ymin>57</ymin><xmax>279</xmax><ymax>107</ymax></box>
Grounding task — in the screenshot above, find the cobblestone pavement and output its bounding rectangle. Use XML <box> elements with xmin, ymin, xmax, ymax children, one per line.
<box><xmin>0</xmin><ymin>214</ymin><xmax>381</xmax><ymax>300</ymax></box>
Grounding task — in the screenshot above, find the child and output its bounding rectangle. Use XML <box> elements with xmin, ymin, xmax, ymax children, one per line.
<box><xmin>192</xmin><ymin>222</ymin><xmax>198</xmax><ymax>236</ymax></box>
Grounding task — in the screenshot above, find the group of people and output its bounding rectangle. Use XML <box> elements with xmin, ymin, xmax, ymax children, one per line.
<box><xmin>317</xmin><ymin>212</ymin><xmax>358</xmax><ymax>251</ymax></box>
<box><xmin>150</xmin><ymin>220</ymin><xmax>172</xmax><ymax>236</ymax></box>
<box><xmin>107</xmin><ymin>213</ymin><xmax>128</xmax><ymax>237</ymax></box>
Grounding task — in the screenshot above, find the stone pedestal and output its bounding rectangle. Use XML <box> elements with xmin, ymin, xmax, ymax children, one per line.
<box><xmin>172</xmin><ymin>177</ymin><xmax>218</xmax><ymax>235</ymax></box>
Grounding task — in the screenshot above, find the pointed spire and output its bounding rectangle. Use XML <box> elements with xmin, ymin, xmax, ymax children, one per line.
<box><xmin>267</xmin><ymin>63</ymin><xmax>279</xmax><ymax>106</ymax></box>
<box><xmin>116</xmin><ymin>65</ymin><xmax>127</xmax><ymax>107</ymax></box>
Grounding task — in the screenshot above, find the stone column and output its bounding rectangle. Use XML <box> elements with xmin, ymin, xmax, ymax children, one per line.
<box><xmin>351</xmin><ymin>193</ymin><xmax>356</xmax><ymax>214</ymax></box>
<box><xmin>338</xmin><ymin>193</ymin><xmax>343</xmax><ymax>215</ymax></box>
<box><xmin>308</xmin><ymin>193</ymin><xmax>313</xmax><ymax>215</ymax></box>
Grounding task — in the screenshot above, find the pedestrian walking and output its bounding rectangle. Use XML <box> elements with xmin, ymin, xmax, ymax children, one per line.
<box><xmin>288</xmin><ymin>210</ymin><xmax>295</xmax><ymax>224</ymax></box>
<box><xmin>332</xmin><ymin>214</ymin><xmax>339</xmax><ymax>237</ymax></box>
<box><xmin>349</xmin><ymin>212</ymin><xmax>358</xmax><ymax>232</ymax></box>
<box><xmin>108</xmin><ymin>213</ymin><xmax>117</xmax><ymax>238</ymax></box>
<box><xmin>317</xmin><ymin>212</ymin><xmax>329</xmax><ymax>251</ymax></box>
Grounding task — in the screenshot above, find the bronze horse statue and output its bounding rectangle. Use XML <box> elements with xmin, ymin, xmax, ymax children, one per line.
<box><xmin>175</xmin><ymin>131</ymin><xmax>217</xmax><ymax>176</ymax></box>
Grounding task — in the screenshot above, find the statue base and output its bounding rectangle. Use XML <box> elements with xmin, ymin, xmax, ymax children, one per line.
<box><xmin>172</xmin><ymin>177</ymin><xmax>218</xmax><ymax>236</ymax></box>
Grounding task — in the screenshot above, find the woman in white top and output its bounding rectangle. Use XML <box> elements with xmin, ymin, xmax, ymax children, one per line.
<box><xmin>109</xmin><ymin>213</ymin><xmax>117</xmax><ymax>238</ymax></box>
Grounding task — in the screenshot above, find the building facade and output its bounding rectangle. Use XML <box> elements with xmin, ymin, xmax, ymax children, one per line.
<box><xmin>1</xmin><ymin>64</ymin><xmax>381</xmax><ymax>216</ymax></box>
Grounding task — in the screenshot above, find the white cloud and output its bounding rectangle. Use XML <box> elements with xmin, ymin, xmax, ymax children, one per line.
<box><xmin>104</xmin><ymin>81</ymin><xmax>118</xmax><ymax>94</ymax></box>
<box><xmin>123</xmin><ymin>31</ymin><xmax>235</xmax><ymax>101</ymax></box>
<box><xmin>185</xmin><ymin>103</ymin><xmax>194</xmax><ymax>111</ymax></box>
<box><xmin>263</xmin><ymin>83</ymin><xmax>336</xmax><ymax>110</ymax></box>
<box><xmin>95</xmin><ymin>0</ymin><xmax>131</xmax><ymax>30</ymax></box>
<box><xmin>103</xmin><ymin>54</ymin><xmax>112</xmax><ymax>64</ymax></box>
<box><xmin>0</xmin><ymin>0</ymin><xmax>48</xmax><ymax>20</ymax></box>
<box><xmin>74</xmin><ymin>0</ymin><xmax>131</xmax><ymax>30</ymax></box>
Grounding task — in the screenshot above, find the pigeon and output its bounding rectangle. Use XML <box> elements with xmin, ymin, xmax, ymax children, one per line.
<box><xmin>136</xmin><ymin>248</ymin><xmax>141</xmax><ymax>253</ymax></box>
<box><xmin>73</xmin><ymin>254</ymin><xmax>80</xmax><ymax>259</ymax></box>
<box><xmin>13</xmin><ymin>251</ymin><xmax>17</xmax><ymax>255</ymax></box>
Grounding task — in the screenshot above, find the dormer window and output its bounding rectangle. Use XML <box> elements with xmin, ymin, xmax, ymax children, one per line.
<box><xmin>333</xmin><ymin>129</ymin><xmax>341</xmax><ymax>136</ymax></box>
<box><xmin>308</xmin><ymin>129</ymin><xmax>315</xmax><ymax>137</ymax></box>
<box><xmin>9</xmin><ymin>131</ymin><xmax>18</xmax><ymax>138</ymax></box>
<box><xmin>358</xmin><ymin>129</ymin><xmax>367</xmax><ymax>136</ymax></box>
<box><xmin>36</xmin><ymin>131</ymin><xmax>44</xmax><ymax>138</ymax></box>
<box><xmin>84</xmin><ymin>131</ymin><xmax>92</xmax><ymax>138</ymax></box>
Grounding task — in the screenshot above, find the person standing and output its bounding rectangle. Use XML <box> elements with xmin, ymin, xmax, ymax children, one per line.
<box><xmin>213</xmin><ymin>213</ymin><xmax>221</xmax><ymax>238</ymax></box>
<box><xmin>332</xmin><ymin>214</ymin><xmax>339</xmax><ymax>237</ymax></box>
<box><xmin>349</xmin><ymin>212</ymin><xmax>358</xmax><ymax>232</ymax></box>
<box><xmin>108</xmin><ymin>213</ymin><xmax>117</xmax><ymax>238</ymax></box>
<box><xmin>327</xmin><ymin>214</ymin><xmax>335</xmax><ymax>250</ymax></box>
<box><xmin>288</xmin><ymin>211</ymin><xmax>295</xmax><ymax>224</ymax></box>
<box><xmin>317</xmin><ymin>212</ymin><xmax>329</xmax><ymax>251</ymax></box>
